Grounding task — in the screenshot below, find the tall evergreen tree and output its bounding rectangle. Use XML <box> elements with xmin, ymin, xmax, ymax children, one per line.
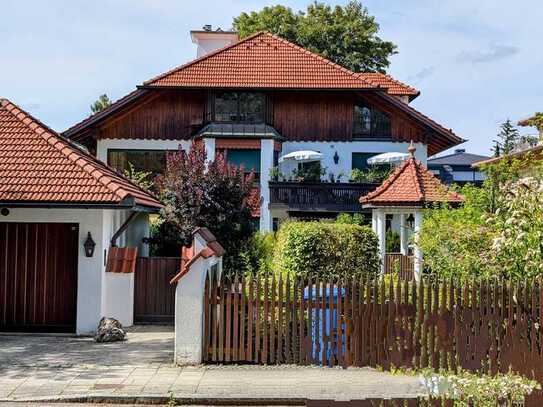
<box><xmin>494</xmin><ymin>119</ymin><xmax>520</xmax><ymax>155</ymax></box>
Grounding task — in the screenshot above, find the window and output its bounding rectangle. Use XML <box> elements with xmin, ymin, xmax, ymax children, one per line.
<box><xmin>214</xmin><ymin>92</ymin><xmax>265</xmax><ymax>123</ymax></box>
<box><xmin>353</xmin><ymin>103</ymin><xmax>391</xmax><ymax>138</ymax></box>
<box><xmin>226</xmin><ymin>149</ymin><xmax>261</xmax><ymax>181</ymax></box>
<box><xmin>107</xmin><ymin>149</ymin><xmax>170</xmax><ymax>177</ymax></box>
<box><xmin>352</xmin><ymin>152</ymin><xmax>384</xmax><ymax>171</ymax></box>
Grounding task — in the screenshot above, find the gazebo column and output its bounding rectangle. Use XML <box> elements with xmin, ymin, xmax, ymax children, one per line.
<box><xmin>399</xmin><ymin>212</ymin><xmax>408</xmax><ymax>255</ymax></box>
<box><xmin>372</xmin><ymin>209</ymin><xmax>386</xmax><ymax>274</ymax></box>
<box><xmin>413</xmin><ymin>209</ymin><xmax>423</xmax><ymax>281</ymax></box>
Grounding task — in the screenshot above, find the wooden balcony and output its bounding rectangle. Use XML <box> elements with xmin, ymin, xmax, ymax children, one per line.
<box><xmin>269</xmin><ymin>181</ymin><xmax>380</xmax><ymax>212</ymax></box>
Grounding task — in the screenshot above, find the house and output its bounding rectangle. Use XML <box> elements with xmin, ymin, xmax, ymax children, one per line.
<box><xmin>0</xmin><ymin>98</ymin><xmax>162</xmax><ymax>334</ymax></box>
<box><xmin>64</xmin><ymin>28</ymin><xmax>464</xmax><ymax>232</ymax></box>
<box><xmin>427</xmin><ymin>148</ymin><xmax>489</xmax><ymax>186</ymax></box>
<box><xmin>472</xmin><ymin>113</ymin><xmax>543</xmax><ymax>173</ymax></box>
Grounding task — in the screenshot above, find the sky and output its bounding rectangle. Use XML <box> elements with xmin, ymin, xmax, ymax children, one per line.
<box><xmin>1</xmin><ymin>0</ymin><xmax>542</xmax><ymax>156</ymax></box>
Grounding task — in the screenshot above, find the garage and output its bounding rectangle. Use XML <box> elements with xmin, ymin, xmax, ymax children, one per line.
<box><xmin>0</xmin><ymin>222</ymin><xmax>79</xmax><ymax>333</ymax></box>
<box><xmin>0</xmin><ymin>98</ymin><xmax>162</xmax><ymax>334</ymax></box>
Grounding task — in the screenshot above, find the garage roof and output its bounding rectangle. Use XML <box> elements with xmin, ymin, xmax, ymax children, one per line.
<box><xmin>0</xmin><ymin>98</ymin><xmax>163</xmax><ymax>210</ymax></box>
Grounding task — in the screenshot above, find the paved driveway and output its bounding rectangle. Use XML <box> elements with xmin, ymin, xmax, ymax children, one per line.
<box><xmin>0</xmin><ymin>325</ymin><xmax>425</xmax><ymax>402</ymax></box>
<box><xmin>0</xmin><ymin>325</ymin><xmax>174</xmax><ymax>368</ymax></box>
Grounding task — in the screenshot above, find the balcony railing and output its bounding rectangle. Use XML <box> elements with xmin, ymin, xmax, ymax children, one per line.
<box><xmin>269</xmin><ymin>181</ymin><xmax>380</xmax><ymax>212</ymax></box>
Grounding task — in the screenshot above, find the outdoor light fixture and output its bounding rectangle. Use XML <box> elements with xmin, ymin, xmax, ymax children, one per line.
<box><xmin>84</xmin><ymin>232</ymin><xmax>96</xmax><ymax>257</ymax></box>
<box><xmin>0</xmin><ymin>208</ymin><xmax>9</xmax><ymax>217</ymax></box>
<box><xmin>333</xmin><ymin>151</ymin><xmax>339</xmax><ymax>165</ymax></box>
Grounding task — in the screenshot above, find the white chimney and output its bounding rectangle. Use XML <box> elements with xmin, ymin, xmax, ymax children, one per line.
<box><xmin>190</xmin><ymin>26</ymin><xmax>239</xmax><ymax>58</ymax></box>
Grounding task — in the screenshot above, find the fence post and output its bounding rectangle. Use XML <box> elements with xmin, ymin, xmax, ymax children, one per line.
<box><xmin>171</xmin><ymin>227</ymin><xmax>224</xmax><ymax>365</ymax></box>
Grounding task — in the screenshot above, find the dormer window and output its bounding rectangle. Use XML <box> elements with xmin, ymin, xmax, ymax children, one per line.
<box><xmin>353</xmin><ymin>103</ymin><xmax>391</xmax><ymax>138</ymax></box>
<box><xmin>213</xmin><ymin>92</ymin><xmax>265</xmax><ymax>123</ymax></box>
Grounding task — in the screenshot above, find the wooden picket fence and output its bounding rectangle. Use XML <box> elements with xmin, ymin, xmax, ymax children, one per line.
<box><xmin>203</xmin><ymin>274</ymin><xmax>543</xmax><ymax>405</ymax></box>
<box><xmin>384</xmin><ymin>253</ymin><xmax>415</xmax><ymax>280</ymax></box>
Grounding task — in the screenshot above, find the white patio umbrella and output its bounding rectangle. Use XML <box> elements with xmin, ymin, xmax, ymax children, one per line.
<box><xmin>367</xmin><ymin>152</ymin><xmax>409</xmax><ymax>166</ymax></box>
<box><xmin>278</xmin><ymin>150</ymin><xmax>323</xmax><ymax>164</ymax></box>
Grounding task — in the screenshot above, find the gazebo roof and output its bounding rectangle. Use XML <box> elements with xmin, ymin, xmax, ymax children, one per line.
<box><xmin>360</xmin><ymin>144</ymin><xmax>464</xmax><ymax>207</ymax></box>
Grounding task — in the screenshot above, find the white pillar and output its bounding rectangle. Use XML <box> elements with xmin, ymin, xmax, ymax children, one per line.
<box><xmin>413</xmin><ymin>210</ymin><xmax>423</xmax><ymax>281</ymax></box>
<box><xmin>376</xmin><ymin>209</ymin><xmax>386</xmax><ymax>274</ymax></box>
<box><xmin>259</xmin><ymin>139</ymin><xmax>274</xmax><ymax>232</ymax></box>
<box><xmin>203</xmin><ymin>137</ymin><xmax>215</xmax><ymax>166</ymax></box>
<box><xmin>400</xmin><ymin>212</ymin><xmax>408</xmax><ymax>255</ymax></box>
<box><xmin>174</xmin><ymin>231</ymin><xmax>223</xmax><ymax>365</ymax></box>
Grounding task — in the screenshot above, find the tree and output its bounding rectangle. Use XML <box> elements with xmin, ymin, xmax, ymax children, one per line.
<box><xmin>493</xmin><ymin>119</ymin><xmax>520</xmax><ymax>155</ymax></box>
<box><xmin>90</xmin><ymin>94</ymin><xmax>112</xmax><ymax>114</ymax></box>
<box><xmin>418</xmin><ymin>156</ymin><xmax>543</xmax><ymax>280</ymax></box>
<box><xmin>156</xmin><ymin>143</ymin><xmax>257</xmax><ymax>271</ymax></box>
<box><xmin>233</xmin><ymin>1</ymin><xmax>397</xmax><ymax>73</ymax></box>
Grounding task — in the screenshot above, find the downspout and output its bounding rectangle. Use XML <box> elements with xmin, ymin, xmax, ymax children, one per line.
<box><xmin>111</xmin><ymin>211</ymin><xmax>140</xmax><ymax>248</ymax></box>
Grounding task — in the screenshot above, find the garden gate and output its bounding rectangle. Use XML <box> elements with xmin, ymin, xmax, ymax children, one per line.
<box><xmin>134</xmin><ymin>257</ymin><xmax>180</xmax><ymax>324</ymax></box>
<box><xmin>203</xmin><ymin>274</ymin><xmax>543</xmax><ymax>405</ymax></box>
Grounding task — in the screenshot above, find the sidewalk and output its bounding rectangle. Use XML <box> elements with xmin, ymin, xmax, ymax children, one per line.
<box><xmin>0</xmin><ymin>364</ymin><xmax>425</xmax><ymax>403</ymax></box>
<box><xmin>0</xmin><ymin>328</ymin><xmax>425</xmax><ymax>403</ymax></box>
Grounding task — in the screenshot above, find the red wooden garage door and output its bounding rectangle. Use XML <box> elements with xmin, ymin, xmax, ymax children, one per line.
<box><xmin>0</xmin><ymin>222</ymin><xmax>79</xmax><ymax>333</ymax></box>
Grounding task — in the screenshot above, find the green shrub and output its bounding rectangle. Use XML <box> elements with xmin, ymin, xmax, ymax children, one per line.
<box><xmin>273</xmin><ymin>221</ymin><xmax>380</xmax><ymax>279</ymax></box>
<box><xmin>238</xmin><ymin>232</ymin><xmax>276</xmax><ymax>276</ymax></box>
<box><xmin>386</xmin><ymin>229</ymin><xmax>400</xmax><ymax>253</ymax></box>
<box><xmin>335</xmin><ymin>212</ymin><xmax>367</xmax><ymax>226</ymax></box>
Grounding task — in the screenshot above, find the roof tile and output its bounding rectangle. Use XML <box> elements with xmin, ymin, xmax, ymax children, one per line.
<box><xmin>0</xmin><ymin>98</ymin><xmax>163</xmax><ymax>209</ymax></box>
<box><xmin>360</xmin><ymin>152</ymin><xmax>464</xmax><ymax>207</ymax></box>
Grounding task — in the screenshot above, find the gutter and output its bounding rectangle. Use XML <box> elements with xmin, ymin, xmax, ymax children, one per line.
<box><xmin>111</xmin><ymin>211</ymin><xmax>140</xmax><ymax>247</ymax></box>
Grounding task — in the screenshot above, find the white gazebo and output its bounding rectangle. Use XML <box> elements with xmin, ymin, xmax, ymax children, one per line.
<box><xmin>360</xmin><ymin>143</ymin><xmax>464</xmax><ymax>280</ymax></box>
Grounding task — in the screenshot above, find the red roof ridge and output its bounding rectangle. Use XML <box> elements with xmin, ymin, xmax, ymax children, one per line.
<box><xmin>143</xmin><ymin>31</ymin><xmax>376</xmax><ymax>89</ymax></box>
<box><xmin>357</xmin><ymin>72</ymin><xmax>420</xmax><ymax>96</ymax></box>
<box><xmin>143</xmin><ymin>31</ymin><xmax>268</xmax><ymax>87</ymax></box>
<box><xmin>0</xmin><ymin>98</ymin><xmax>162</xmax><ymax>208</ymax></box>
<box><xmin>360</xmin><ymin>156</ymin><xmax>463</xmax><ymax>206</ymax></box>
<box><xmin>264</xmin><ymin>33</ymin><xmax>375</xmax><ymax>86</ymax></box>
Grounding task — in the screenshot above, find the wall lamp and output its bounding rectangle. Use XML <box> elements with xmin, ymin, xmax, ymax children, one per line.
<box><xmin>84</xmin><ymin>232</ymin><xmax>96</xmax><ymax>257</ymax></box>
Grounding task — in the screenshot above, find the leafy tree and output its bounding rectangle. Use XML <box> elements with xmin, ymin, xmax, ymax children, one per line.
<box><xmin>419</xmin><ymin>155</ymin><xmax>543</xmax><ymax>280</ymax></box>
<box><xmin>156</xmin><ymin>142</ymin><xmax>257</xmax><ymax>271</ymax></box>
<box><xmin>493</xmin><ymin>119</ymin><xmax>520</xmax><ymax>155</ymax></box>
<box><xmin>233</xmin><ymin>1</ymin><xmax>397</xmax><ymax>73</ymax></box>
<box><xmin>123</xmin><ymin>162</ymin><xmax>154</xmax><ymax>192</ymax></box>
<box><xmin>90</xmin><ymin>94</ymin><xmax>112</xmax><ymax>114</ymax></box>
<box><xmin>520</xmin><ymin>112</ymin><xmax>543</xmax><ymax>133</ymax></box>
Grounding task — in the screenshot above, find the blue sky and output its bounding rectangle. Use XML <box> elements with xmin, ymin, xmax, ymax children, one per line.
<box><xmin>1</xmin><ymin>0</ymin><xmax>541</xmax><ymax>156</ymax></box>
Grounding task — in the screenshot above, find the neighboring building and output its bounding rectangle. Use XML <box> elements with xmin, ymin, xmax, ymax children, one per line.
<box><xmin>64</xmin><ymin>28</ymin><xmax>463</xmax><ymax>232</ymax></box>
<box><xmin>472</xmin><ymin>114</ymin><xmax>543</xmax><ymax>173</ymax></box>
<box><xmin>427</xmin><ymin>148</ymin><xmax>489</xmax><ymax>186</ymax></box>
<box><xmin>0</xmin><ymin>98</ymin><xmax>162</xmax><ymax>334</ymax></box>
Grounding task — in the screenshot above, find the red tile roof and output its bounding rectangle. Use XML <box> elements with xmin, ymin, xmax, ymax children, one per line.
<box><xmin>357</xmin><ymin>72</ymin><xmax>419</xmax><ymax>99</ymax></box>
<box><xmin>360</xmin><ymin>147</ymin><xmax>464</xmax><ymax>207</ymax></box>
<box><xmin>0</xmin><ymin>98</ymin><xmax>162</xmax><ymax>209</ymax></box>
<box><xmin>144</xmin><ymin>32</ymin><xmax>378</xmax><ymax>89</ymax></box>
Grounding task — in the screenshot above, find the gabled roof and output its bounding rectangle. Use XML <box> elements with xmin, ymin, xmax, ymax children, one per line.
<box><xmin>428</xmin><ymin>150</ymin><xmax>490</xmax><ymax>166</ymax></box>
<box><xmin>360</xmin><ymin>145</ymin><xmax>464</xmax><ymax>207</ymax></box>
<box><xmin>357</xmin><ymin>72</ymin><xmax>420</xmax><ymax>100</ymax></box>
<box><xmin>0</xmin><ymin>98</ymin><xmax>162</xmax><ymax>210</ymax></box>
<box><xmin>143</xmin><ymin>32</ymin><xmax>378</xmax><ymax>89</ymax></box>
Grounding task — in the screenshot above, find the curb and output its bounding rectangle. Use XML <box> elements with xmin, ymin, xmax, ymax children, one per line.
<box><xmin>0</xmin><ymin>395</ymin><xmax>307</xmax><ymax>405</ymax></box>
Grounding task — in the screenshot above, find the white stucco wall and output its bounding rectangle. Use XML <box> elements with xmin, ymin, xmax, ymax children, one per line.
<box><xmin>2</xmin><ymin>207</ymin><xmax>148</xmax><ymax>334</ymax></box>
<box><xmin>278</xmin><ymin>141</ymin><xmax>427</xmax><ymax>181</ymax></box>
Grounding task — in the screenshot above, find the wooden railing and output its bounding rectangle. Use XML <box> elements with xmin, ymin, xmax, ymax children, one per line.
<box><xmin>269</xmin><ymin>181</ymin><xmax>380</xmax><ymax>212</ymax></box>
<box><xmin>384</xmin><ymin>253</ymin><xmax>415</xmax><ymax>280</ymax></box>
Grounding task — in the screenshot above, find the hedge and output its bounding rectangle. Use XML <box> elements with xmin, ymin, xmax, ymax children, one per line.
<box><xmin>273</xmin><ymin>221</ymin><xmax>380</xmax><ymax>279</ymax></box>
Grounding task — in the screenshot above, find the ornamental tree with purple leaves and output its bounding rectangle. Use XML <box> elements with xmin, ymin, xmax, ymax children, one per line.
<box><xmin>155</xmin><ymin>142</ymin><xmax>258</xmax><ymax>271</ymax></box>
